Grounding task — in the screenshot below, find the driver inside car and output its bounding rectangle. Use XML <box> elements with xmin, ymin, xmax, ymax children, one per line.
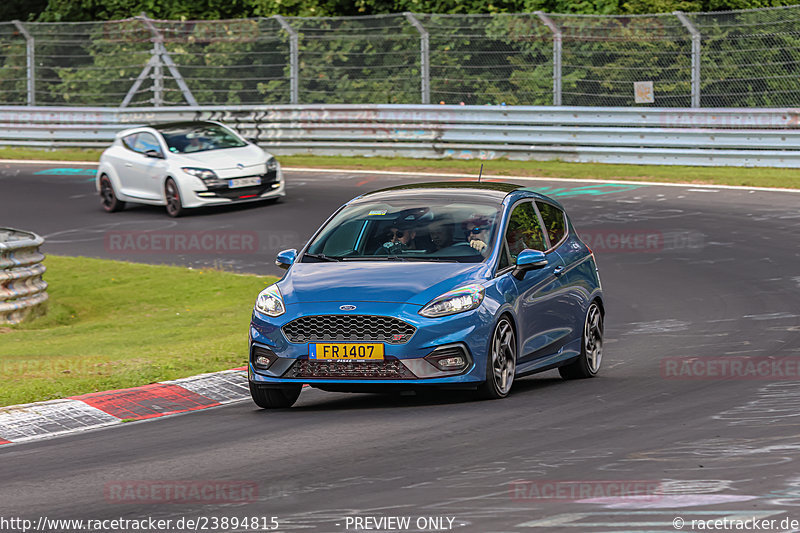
<box><xmin>428</xmin><ymin>218</ymin><xmax>454</xmax><ymax>252</ymax></box>
<box><xmin>376</xmin><ymin>222</ymin><xmax>417</xmax><ymax>255</ymax></box>
<box><xmin>464</xmin><ymin>215</ymin><xmax>493</xmax><ymax>257</ymax></box>
<box><xmin>183</xmin><ymin>132</ymin><xmax>209</xmax><ymax>153</ymax></box>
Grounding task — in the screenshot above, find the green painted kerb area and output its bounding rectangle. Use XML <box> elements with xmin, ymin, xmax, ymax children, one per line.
<box><xmin>521</xmin><ymin>184</ymin><xmax>643</xmax><ymax>198</ymax></box>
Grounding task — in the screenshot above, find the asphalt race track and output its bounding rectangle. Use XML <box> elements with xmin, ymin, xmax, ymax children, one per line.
<box><xmin>2</xmin><ymin>162</ymin><xmax>800</xmax><ymax>532</ymax></box>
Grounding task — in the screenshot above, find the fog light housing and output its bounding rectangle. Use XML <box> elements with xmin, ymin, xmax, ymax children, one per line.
<box><xmin>252</xmin><ymin>346</ymin><xmax>277</xmax><ymax>370</ymax></box>
<box><xmin>425</xmin><ymin>345</ymin><xmax>470</xmax><ymax>372</ymax></box>
<box><xmin>436</xmin><ymin>356</ymin><xmax>465</xmax><ymax>369</ymax></box>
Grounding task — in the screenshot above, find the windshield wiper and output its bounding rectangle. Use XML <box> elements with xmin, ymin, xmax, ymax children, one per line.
<box><xmin>303</xmin><ymin>253</ymin><xmax>341</xmax><ymax>262</ymax></box>
<box><xmin>401</xmin><ymin>257</ymin><xmax>457</xmax><ymax>262</ymax></box>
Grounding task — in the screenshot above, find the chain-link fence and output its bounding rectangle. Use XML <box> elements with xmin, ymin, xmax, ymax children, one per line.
<box><xmin>0</xmin><ymin>5</ymin><xmax>798</xmax><ymax>108</ymax></box>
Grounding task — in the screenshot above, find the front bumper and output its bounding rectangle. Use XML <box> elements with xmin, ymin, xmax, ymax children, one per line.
<box><xmin>248</xmin><ymin>301</ymin><xmax>494</xmax><ymax>387</ymax></box>
<box><xmin>184</xmin><ymin>168</ymin><xmax>286</xmax><ymax>208</ymax></box>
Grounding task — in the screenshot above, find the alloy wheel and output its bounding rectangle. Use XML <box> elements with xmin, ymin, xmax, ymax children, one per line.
<box><xmin>491</xmin><ymin>318</ymin><xmax>516</xmax><ymax>396</ymax></box>
<box><xmin>584</xmin><ymin>303</ymin><xmax>603</xmax><ymax>374</ymax></box>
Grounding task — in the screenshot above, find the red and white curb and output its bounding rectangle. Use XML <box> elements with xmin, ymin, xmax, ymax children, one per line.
<box><xmin>0</xmin><ymin>368</ymin><xmax>250</xmax><ymax>446</ymax></box>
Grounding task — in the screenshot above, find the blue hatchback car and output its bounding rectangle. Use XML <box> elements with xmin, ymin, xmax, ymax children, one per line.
<box><xmin>248</xmin><ymin>182</ymin><xmax>604</xmax><ymax>408</ymax></box>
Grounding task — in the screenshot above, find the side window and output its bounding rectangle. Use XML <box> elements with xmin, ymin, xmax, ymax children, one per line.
<box><xmin>536</xmin><ymin>202</ymin><xmax>566</xmax><ymax>246</ymax></box>
<box><xmin>132</xmin><ymin>132</ymin><xmax>161</xmax><ymax>154</ymax></box>
<box><xmin>504</xmin><ymin>201</ymin><xmax>546</xmax><ymax>262</ymax></box>
<box><xmin>122</xmin><ymin>133</ymin><xmax>138</xmax><ymax>151</ymax></box>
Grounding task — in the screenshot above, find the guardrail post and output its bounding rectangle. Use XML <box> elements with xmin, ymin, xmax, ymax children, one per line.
<box><xmin>138</xmin><ymin>14</ymin><xmax>198</xmax><ymax>107</ymax></box>
<box><xmin>535</xmin><ymin>11</ymin><xmax>562</xmax><ymax>107</ymax></box>
<box><xmin>675</xmin><ymin>11</ymin><xmax>701</xmax><ymax>108</ymax></box>
<box><xmin>404</xmin><ymin>13</ymin><xmax>430</xmax><ymax>105</ymax></box>
<box><xmin>0</xmin><ymin>228</ymin><xmax>48</xmax><ymax>325</ymax></box>
<box><xmin>12</xmin><ymin>21</ymin><xmax>35</xmax><ymax>106</ymax></box>
<box><xmin>274</xmin><ymin>15</ymin><xmax>299</xmax><ymax>105</ymax></box>
<box><xmin>152</xmin><ymin>38</ymin><xmax>163</xmax><ymax>106</ymax></box>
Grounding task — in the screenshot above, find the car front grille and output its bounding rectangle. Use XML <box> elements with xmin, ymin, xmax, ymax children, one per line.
<box><xmin>282</xmin><ymin>315</ymin><xmax>416</xmax><ymax>344</ymax></box>
<box><xmin>205</xmin><ymin>170</ymin><xmax>279</xmax><ymax>199</ymax></box>
<box><xmin>286</xmin><ymin>358</ymin><xmax>416</xmax><ymax>379</ymax></box>
<box><xmin>210</xmin><ymin>184</ymin><xmax>270</xmax><ymax>199</ymax></box>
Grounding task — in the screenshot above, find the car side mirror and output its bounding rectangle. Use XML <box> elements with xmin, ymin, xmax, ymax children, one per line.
<box><xmin>247</xmin><ymin>137</ymin><xmax>259</xmax><ymax>145</ymax></box>
<box><xmin>512</xmin><ymin>249</ymin><xmax>547</xmax><ymax>279</ymax></box>
<box><xmin>144</xmin><ymin>149</ymin><xmax>164</xmax><ymax>159</ymax></box>
<box><xmin>276</xmin><ymin>248</ymin><xmax>297</xmax><ymax>270</ymax></box>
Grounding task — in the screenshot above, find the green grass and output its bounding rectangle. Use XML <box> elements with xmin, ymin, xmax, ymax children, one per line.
<box><xmin>0</xmin><ymin>255</ymin><xmax>277</xmax><ymax>407</ymax></box>
<box><xmin>2</xmin><ymin>146</ymin><xmax>798</xmax><ymax>189</ymax></box>
<box><xmin>0</xmin><ymin>146</ymin><xmax>103</xmax><ymax>162</ymax></box>
<box><xmin>280</xmin><ymin>155</ymin><xmax>800</xmax><ymax>190</ymax></box>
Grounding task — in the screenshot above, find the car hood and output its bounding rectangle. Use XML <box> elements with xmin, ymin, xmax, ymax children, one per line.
<box><xmin>279</xmin><ymin>261</ymin><xmax>491</xmax><ymax>306</ymax></box>
<box><xmin>174</xmin><ymin>145</ymin><xmax>267</xmax><ymax>170</ymax></box>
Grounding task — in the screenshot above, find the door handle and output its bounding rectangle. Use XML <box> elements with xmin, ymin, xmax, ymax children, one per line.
<box><xmin>124</xmin><ymin>163</ymin><xmax>133</xmax><ymax>167</ymax></box>
<box><xmin>553</xmin><ymin>266</ymin><xmax>565</xmax><ymax>276</ymax></box>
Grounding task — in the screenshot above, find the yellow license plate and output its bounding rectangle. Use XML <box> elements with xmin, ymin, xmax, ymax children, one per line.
<box><xmin>310</xmin><ymin>343</ymin><xmax>384</xmax><ymax>360</ymax></box>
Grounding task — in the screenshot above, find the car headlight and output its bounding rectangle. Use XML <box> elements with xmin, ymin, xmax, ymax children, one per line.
<box><xmin>182</xmin><ymin>167</ymin><xmax>218</xmax><ymax>181</ymax></box>
<box><xmin>419</xmin><ymin>284</ymin><xmax>485</xmax><ymax>318</ymax></box>
<box><xmin>267</xmin><ymin>158</ymin><xmax>279</xmax><ymax>171</ymax></box>
<box><xmin>255</xmin><ymin>284</ymin><xmax>285</xmax><ymax>317</ymax></box>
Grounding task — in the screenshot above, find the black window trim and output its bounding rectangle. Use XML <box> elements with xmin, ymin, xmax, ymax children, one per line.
<box><xmin>494</xmin><ymin>198</ymin><xmax>547</xmax><ymax>277</ymax></box>
<box><xmin>120</xmin><ymin>132</ymin><xmax>139</xmax><ymax>153</ymax></box>
<box><xmin>120</xmin><ymin>129</ymin><xmax>164</xmax><ymax>156</ymax></box>
<box><xmin>494</xmin><ymin>198</ymin><xmax>568</xmax><ymax>278</ymax></box>
<box><xmin>535</xmin><ymin>200</ymin><xmax>569</xmax><ymax>252</ymax></box>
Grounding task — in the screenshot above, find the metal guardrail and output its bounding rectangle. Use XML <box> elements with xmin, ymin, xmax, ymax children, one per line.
<box><xmin>1</xmin><ymin>104</ymin><xmax>800</xmax><ymax>167</ymax></box>
<box><xmin>0</xmin><ymin>228</ymin><xmax>48</xmax><ymax>325</ymax></box>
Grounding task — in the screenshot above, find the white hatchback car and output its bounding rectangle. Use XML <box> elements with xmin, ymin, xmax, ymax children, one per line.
<box><xmin>96</xmin><ymin>121</ymin><xmax>285</xmax><ymax>217</ymax></box>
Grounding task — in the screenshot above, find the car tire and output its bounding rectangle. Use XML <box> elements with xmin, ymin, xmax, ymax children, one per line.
<box><xmin>559</xmin><ymin>301</ymin><xmax>603</xmax><ymax>380</ymax></box>
<box><xmin>99</xmin><ymin>175</ymin><xmax>125</xmax><ymax>212</ymax></box>
<box><xmin>478</xmin><ymin>316</ymin><xmax>517</xmax><ymax>400</ymax></box>
<box><xmin>249</xmin><ymin>383</ymin><xmax>302</xmax><ymax>409</ymax></box>
<box><xmin>164</xmin><ymin>178</ymin><xmax>184</xmax><ymax>218</ymax></box>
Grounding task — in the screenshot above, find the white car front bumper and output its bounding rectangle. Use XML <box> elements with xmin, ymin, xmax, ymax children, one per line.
<box><xmin>182</xmin><ymin>168</ymin><xmax>286</xmax><ymax>208</ymax></box>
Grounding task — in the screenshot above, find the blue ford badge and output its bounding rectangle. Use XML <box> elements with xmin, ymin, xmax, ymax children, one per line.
<box><xmin>339</xmin><ymin>305</ymin><xmax>357</xmax><ymax>311</ymax></box>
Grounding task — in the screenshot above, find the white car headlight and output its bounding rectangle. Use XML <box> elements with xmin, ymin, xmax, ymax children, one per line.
<box><xmin>182</xmin><ymin>167</ymin><xmax>218</xmax><ymax>180</ymax></box>
<box><xmin>419</xmin><ymin>284</ymin><xmax>485</xmax><ymax>318</ymax></box>
<box><xmin>267</xmin><ymin>157</ymin><xmax>279</xmax><ymax>171</ymax></box>
<box><xmin>255</xmin><ymin>284</ymin><xmax>285</xmax><ymax>317</ymax></box>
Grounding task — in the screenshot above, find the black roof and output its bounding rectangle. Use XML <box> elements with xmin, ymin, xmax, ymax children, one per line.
<box><xmin>150</xmin><ymin>121</ymin><xmax>217</xmax><ymax>131</ymax></box>
<box><xmin>361</xmin><ymin>181</ymin><xmax>523</xmax><ymax>200</ymax></box>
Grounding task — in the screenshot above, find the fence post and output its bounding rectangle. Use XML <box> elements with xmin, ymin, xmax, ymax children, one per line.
<box><xmin>12</xmin><ymin>21</ymin><xmax>34</xmax><ymax>106</ymax></box>
<box><xmin>675</xmin><ymin>11</ymin><xmax>701</xmax><ymax>108</ymax></box>
<box><xmin>404</xmin><ymin>12</ymin><xmax>430</xmax><ymax>105</ymax></box>
<box><xmin>535</xmin><ymin>11</ymin><xmax>562</xmax><ymax>106</ymax></box>
<box><xmin>138</xmin><ymin>14</ymin><xmax>198</xmax><ymax>107</ymax></box>
<box><xmin>273</xmin><ymin>15</ymin><xmax>299</xmax><ymax>105</ymax></box>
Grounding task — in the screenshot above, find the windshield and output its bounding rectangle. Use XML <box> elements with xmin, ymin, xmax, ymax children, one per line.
<box><xmin>159</xmin><ymin>124</ymin><xmax>247</xmax><ymax>154</ymax></box>
<box><xmin>304</xmin><ymin>198</ymin><xmax>501</xmax><ymax>263</ymax></box>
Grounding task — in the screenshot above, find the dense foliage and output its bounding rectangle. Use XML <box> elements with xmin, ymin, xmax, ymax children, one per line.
<box><xmin>0</xmin><ymin>0</ymin><xmax>797</xmax><ymax>108</ymax></box>
<box><xmin>4</xmin><ymin>0</ymin><xmax>797</xmax><ymax>21</ymax></box>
